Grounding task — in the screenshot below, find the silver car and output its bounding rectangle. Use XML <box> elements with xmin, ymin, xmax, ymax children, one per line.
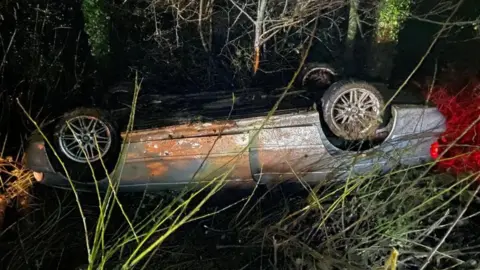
<box><xmin>24</xmin><ymin>65</ymin><xmax>446</xmax><ymax>192</ymax></box>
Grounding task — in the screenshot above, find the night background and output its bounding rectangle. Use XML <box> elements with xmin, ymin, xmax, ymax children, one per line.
<box><xmin>1</xmin><ymin>0</ymin><xmax>480</xmax><ymax>269</ymax></box>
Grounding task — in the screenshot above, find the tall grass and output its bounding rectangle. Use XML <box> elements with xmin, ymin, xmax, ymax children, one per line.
<box><xmin>3</xmin><ymin>161</ymin><xmax>480</xmax><ymax>269</ymax></box>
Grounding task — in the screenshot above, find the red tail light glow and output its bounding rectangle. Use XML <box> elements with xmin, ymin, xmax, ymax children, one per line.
<box><xmin>430</xmin><ymin>141</ymin><xmax>439</xmax><ymax>160</ymax></box>
<box><xmin>428</xmin><ymin>81</ymin><xmax>480</xmax><ymax>174</ymax></box>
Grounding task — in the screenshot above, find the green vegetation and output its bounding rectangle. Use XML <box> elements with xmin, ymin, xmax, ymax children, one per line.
<box><xmin>367</xmin><ymin>0</ymin><xmax>412</xmax><ymax>80</ymax></box>
<box><xmin>375</xmin><ymin>0</ymin><xmax>411</xmax><ymax>43</ymax></box>
<box><xmin>82</xmin><ymin>0</ymin><xmax>110</xmax><ymax>62</ymax></box>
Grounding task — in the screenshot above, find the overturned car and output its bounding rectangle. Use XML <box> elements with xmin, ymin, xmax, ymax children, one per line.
<box><xmin>24</xmin><ymin>64</ymin><xmax>446</xmax><ymax>192</ymax></box>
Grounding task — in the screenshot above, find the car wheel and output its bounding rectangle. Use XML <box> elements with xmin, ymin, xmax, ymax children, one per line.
<box><xmin>321</xmin><ymin>80</ymin><xmax>384</xmax><ymax>141</ymax></box>
<box><xmin>47</xmin><ymin>108</ymin><xmax>122</xmax><ymax>183</ymax></box>
<box><xmin>107</xmin><ymin>82</ymin><xmax>136</xmax><ymax>110</ymax></box>
<box><xmin>297</xmin><ymin>62</ymin><xmax>337</xmax><ymax>91</ymax></box>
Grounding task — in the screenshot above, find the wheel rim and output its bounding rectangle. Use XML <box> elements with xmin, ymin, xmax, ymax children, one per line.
<box><xmin>58</xmin><ymin>116</ymin><xmax>112</xmax><ymax>163</ymax></box>
<box><xmin>302</xmin><ymin>67</ymin><xmax>336</xmax><ymax>86</ymax></box>
<box><xmin>330</xmin><ymin>88</ymin><xmax>381</xmax><ymax>138</ymax></box>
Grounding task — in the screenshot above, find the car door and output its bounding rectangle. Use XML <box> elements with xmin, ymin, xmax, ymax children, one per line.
<box><xmin>115</xmin><ymin>108</ymin><xmax>326</xmax><ymax>190</ymax></box>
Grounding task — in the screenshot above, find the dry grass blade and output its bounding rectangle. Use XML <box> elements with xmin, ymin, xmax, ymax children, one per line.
<box><xmin>0</xmin><ymin>155</ymin><xmax>35</xmax><ymax>229</ymax></box>
<box><xmin>383</xmin><ymin>248</ymin><xmax>399</xmax><ymax>270</ymax></box>
<box><xmin>0</xmin><ymin>194</ymin><xmax>7</xmax><ymax>230</ymax></box>
<box><xmin>3</xmin><ymin>168</ymin><xmax>34</xmax><ymax>201</ymax></box>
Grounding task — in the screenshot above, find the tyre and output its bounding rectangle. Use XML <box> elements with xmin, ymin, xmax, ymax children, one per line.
<box><xmin>107</xmin><ymin>81</ymin><xmax>155</xmax><ymax>111</ymax></box>
<box><xmin>107</xmin><ymin>82</ymin><xmax>136</xmax><ymax>110</ymax></box>
<box><xmin>321</xmin><ymin>80</ymin><xmax>384</xmax><ymax>141</ymax></box>
<box><xmin>297</xmin><ymin>62</ymin><xmax>337</xmax><ymax>91</ymax></box>
<box><xmin>47</xmin><ymin>108</ymin><xmax>122</xmax><ymax>182</ymax></box>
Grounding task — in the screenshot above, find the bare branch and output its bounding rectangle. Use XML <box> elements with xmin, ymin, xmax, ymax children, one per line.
<box><xmin>410</xmin><ymin>15</ymin><xmax>480</xmax><ymax>27</ymax></box>
<box><xmin>253</xmin><ymin>0</ymin><xmax>268</xmax><ymax>73</ymax></box>
<box><xmin>228</xmin><ymin>0</ymin><xmax>255</xmax><ymax>23</ymax></box>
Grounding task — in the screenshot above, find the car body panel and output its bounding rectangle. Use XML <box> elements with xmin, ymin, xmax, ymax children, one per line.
<box><xmin>25</xmin><ymin>104</ymin><xmax>446</xmax><ymax>192</ymax></box>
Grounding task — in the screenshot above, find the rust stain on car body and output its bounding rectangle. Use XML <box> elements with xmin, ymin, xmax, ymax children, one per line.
<box><xmin>120</xmin><ymin>111</ymin><xmax>321</xmax><ymax>143</ymax></box>
<box><xmin>145</xmin><ymin>162</ymin><xmax>168</xmax><ymax>177</ymax></box>
<box><xmin>117</xmin><ymin>112</ymin><xmax>323</xmax><ymax>184</ymax></box>
<box><xmin>121</xmin><ymin>120</ymin><xmax>238</xmax><ymax>142</ymax></box>
<box><xmin>121</xmin><ymin>128</ymin><xmax>252</xmax><ymax>183</ymax></box>
<box><xmin>142</xmin><ymin>135</ymin><xmax>247</xmax><ymax>158</ymax></box>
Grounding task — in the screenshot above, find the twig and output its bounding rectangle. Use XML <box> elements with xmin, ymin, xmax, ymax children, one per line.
<box><xmin>0</xmin><ymin>29</ymin><xmax>17</xmax><ymax>72</ymax></box>
<box><xmin>253</xmin><ymin>0</ymin><xmax>267</xmax><ymax>73</ymax></box>
<box><xmin>273</xmin><ymin>235</ymin><xmax>278</xmax><ymax>268</ymax></box>
<box><xmin>228</xmin><ymin>0</ymin><xmax>255</xmax><ymax>23</ymax></box>
<box><xmin>410</xmin><ymin>15</ymin><xmax>480</xmax><ymax>27</ymax></box>
<box><xmin>425</xmin><ymin>59</ymin><xmax>438</xmax><ymax>104</ymax></box>
<box><xmin>419</xmin><ymin>179</ymin><xmax>480</xmax><ymax>270</ymax></box>
<box><xmin>0</xmin><ymin>194</ymin><xmax>7</xmax><ymax>230</ymax></box>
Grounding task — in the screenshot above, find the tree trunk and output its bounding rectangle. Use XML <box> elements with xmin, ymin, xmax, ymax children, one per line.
<box><xmin>344</xmin><ymin>0</ymin><xmax>360</xmax><ymax>75</ymax></box>
<box><xmin>367</xmin><ymin>0</ymin><xmax>411</xmax><ymax>81</ymax></box>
